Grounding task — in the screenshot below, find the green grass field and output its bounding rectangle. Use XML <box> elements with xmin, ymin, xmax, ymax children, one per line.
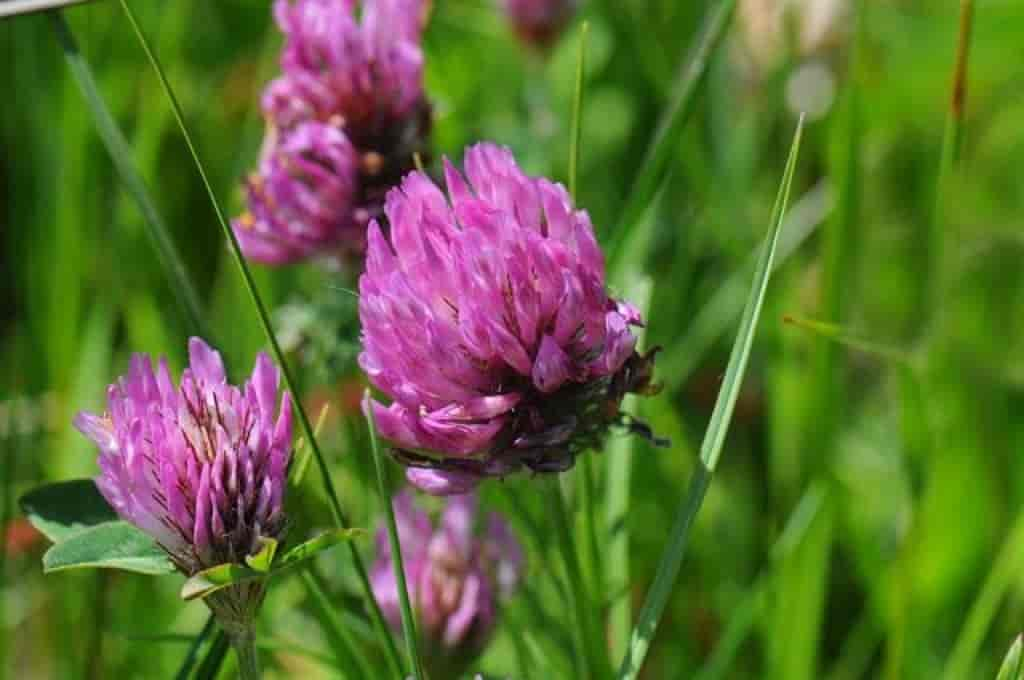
<box><xmin>3</xmin><ymin>0</ymin><xmax>1024</xmax><ymax>678</ymax></box>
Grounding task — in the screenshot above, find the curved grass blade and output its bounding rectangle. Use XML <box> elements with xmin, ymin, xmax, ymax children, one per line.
<box><xmin>0</xmin><ymin>0</ymin><xmax>96</xmax><ymax>18</ymax></box>
<box><xmin>606</xmin><ymin>0</ymin><xmax>736</xmax><ymax>261</ymax></box>
<box><xmin>997</xmin><ymin>636</ymin><xmax>1024</xmax><ymax>680</ymax></box>
<box><xmin>941</xmin><ymin>512</ymin><xmax>1024</xmax><ymax>680</ymax></box>
<box><xmin>48</xmin><ymin>12</ymin><xmax>206</xmax><ymax>338</ymax></box>
<box><xmin>615</xmin><ymin>116</ymin><xmax>804</xmax><ymax>680</ymax></box>
<box><xmin>365</xmin><ymin>392</ymin><xmax>423</xmax><ymax>679</ymax></box>
<box><xmin>116</xmin><ymin>3</ymin><xmax>403</xmax><ymax>673</ymax></box>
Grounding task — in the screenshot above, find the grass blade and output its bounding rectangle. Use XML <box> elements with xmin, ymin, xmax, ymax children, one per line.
<box><xmin>366</xmin><ymin>394</ymin><xmax>423</xmax><ymax>679</ymax></box>
<box><xmin>567</xmin><ymin>21</ymin><xmax>588</xmax><ymax>201</ymax></box>
<box><xmin>116</xmin><ymin>3</ymin><xmax>403</xmax><ymax>673</ymax></box>
<box><xmin>606</xmin><ymin>0</ymin><xmax>736</xmax><ymax>259</ymax></box>
<box><xmin>194</xmin><ymin>631</ymin><xmax>230</xmax><ymax>680</ymax></box>
<box><xmin>941</xmin><ymin>512</ymin><xmax>1024</xmax><ymax>680</ymax></box>
<box><xmin>0</xmin><ymin>0</ymin><xmax>96</xmax><ymax>18</ymax></box>
<box><xmin>48</xmin><ymin>12</ymin><xmax>206</xmax><ymax>338</ymax></box>
<box><xmin>615</xmin><ymin>116</ymin><xmax>804</xmax><ymax>680</ymax></box>
<box><xmin>605</xmin><ymin>274</ymin><xmax>652</xmax><ymax>663</ymax></box>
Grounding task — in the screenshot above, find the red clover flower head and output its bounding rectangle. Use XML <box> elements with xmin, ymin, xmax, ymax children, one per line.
<box><xmin>234</xmin><ymin>0</ymin><xmax>431</xmax><ymax>264</ymax></box>
<box><xmin>74</xmin><ymin>339</ymin><xmax>293</xmax><ymax>630</ymax></box>
<box><xmin>371</xmin><ymin>491</ymin><xmax>523</xmax><ymax>674</ymax></box>
<box><xmin>359</xmin><ymin>143</ymin><xmax>659</xmax><ymax>495</ymax></box>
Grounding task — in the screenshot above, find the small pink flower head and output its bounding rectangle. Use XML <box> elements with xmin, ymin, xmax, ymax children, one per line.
<box><xmin>371</xmin><ymin>491</ymin><xmax>523</xmax><ymax>674</ymax></box>
<box><xmin>74</xmin><ymin>339</ymin><xmax>293</xmax><ymax>574</ymax></box>
<box><xmin>234</xmin><ymin>121</ymin><xmax>361</xmax><ymax>264</ymax></box>
<box><xmin>359</xmin><ymin>143</ymin><xmax>659</xmax><ymax>495</ymax></box>
<box><xmin>500</xmin><ymin>0</ymin><xmax>578</xmax><ymax>50</ymax></box>
<box><xmin>236</xmin><ymin>0</ymin><xmax>432</xmax><ymax>265</ymax></box>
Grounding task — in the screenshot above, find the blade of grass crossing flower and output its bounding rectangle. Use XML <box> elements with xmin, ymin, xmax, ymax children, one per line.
<box><xmin>116</xmin><ymin>3</ymin><xmax>403</xmax><ymax>673</ymax></box>
<box><xmin>941</xmin><ymin>512</ymin><xmax>1024</xmax><ymax>680</ymax></box>
<box><xmin>605</xmin><ymin>274</ymin><xmax>652</xmax><ymax>663</ymax></box>
<box><xmin>365</xmin><ymin>393</ymin><xmax>424</xmax><ymax>680</ymax></box>
<box><xmin>606</xmin><ymin>0</ymin><xmax>736</xmax><ymax>259</ymax></box>
<box><xmin>48</xmin><ymin>12</ymin><xmax>206</xmax><ymax>338</ymax></box>
<box><xmin>616</xmin><ymin>117</ymin><xmax>804</xmax><ymax>680</ymax></box>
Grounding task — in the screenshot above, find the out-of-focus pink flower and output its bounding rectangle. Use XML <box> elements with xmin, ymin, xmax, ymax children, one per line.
<box><xmin>235</xmin><ymin>121</ymin><xmax>360</xmax><ymax>264</ymax></box>
<box><xmin>74</xmin><ymin>338</ymin><xmax>293</xmax><ymax>630</ymax></box>
<box><xmin>359</xmin><ymin>143</ymin><xmax>658</xmax><ymax>495</ymax></box>
<box><xmin>500</xmin><ymin>0</ymin><xmax>578</xmax><ymax>50</ymax></box>
<box><xmin>371</xmin><ymin>491</ymin><xmax>523</xmax><ymax>674</ymax></box>
<box><xmin>236</xmin><ymin>0</ymin><xmax>432</xmax><ymax>264</ymax></box>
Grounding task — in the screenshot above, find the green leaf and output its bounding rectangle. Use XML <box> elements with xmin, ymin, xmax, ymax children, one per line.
<box><xmin>244</xmin><ymin>537</ymin><xmax>278</xmax><ymax>573</ymax></box>
<box><xmin>615</xmin><ymin>117</ymin><xmax>804</xmax><ymax>680</ymax></box>
<box><xmin>43</xmin><ymin>521</ymin><xmax>174</xmax><ymax>575</ymax></box>
<box><xmin>275</xmin><ymin>528</ymin><xmax>365</xmax><ymax>573</ymax></box>
<box><xmin>20</xmin><ymin>479</ymin><xmax>117</xmax><ymax>543</ymax></box>
<box><xmin>181</xmin><ymin>563</ymin><xmax>264</xmax><ymax>601</ymax></box>
<box><xmin>997</xmin><ymin>636</ymin><xmax>1024</xmax><ymax>680</ymax></box>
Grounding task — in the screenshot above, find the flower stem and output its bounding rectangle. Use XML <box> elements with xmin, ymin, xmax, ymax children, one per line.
<box><xmin>230</xmin><ymin>627</ymin><xmax>262</xmax><ymax>680</ymax></box>
<box><xmin>550</xmin><ymin>477</ymin><xmax>608</xmax><ymax>680</ymax></box>
<box><xmin>366</xmin><ymin>396</ymin><xmax>425</xmax><ymax>679</ymax></box>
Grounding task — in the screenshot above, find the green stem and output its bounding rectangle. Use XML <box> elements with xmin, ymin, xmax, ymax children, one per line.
<box><xmin>551</xmin><ymin>478</ymin><xmax>608</xmax><ymax>680</ymax></box>
<box><xmin>230</xmin><ymin>628</ymin><xmax>261</xmax><ymax>680</ymax></box>
<box><xmin>366</xmin><ymin>397</ymin><xmax>424</xmax><ymax>679</ymax></box>
<box><xmin>194</xmin><ymin>631</ymin><xmax>230</xmax><ymax>680</ymax></box>
<box><xmin>116</xmin><ymin>2</ymin><xmax>403</xmax><ymax>674</ymax></box>
<box><xmin>174</xmin><ymin>616</ymin><xmax>216</xmax><ymax>680</ymax></box>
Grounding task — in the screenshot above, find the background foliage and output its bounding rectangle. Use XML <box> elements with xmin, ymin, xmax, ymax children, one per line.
<box><xmin>2</xmin><ymin>0</ymin><xmax>1024</xmax><ymax>677</ymax></box>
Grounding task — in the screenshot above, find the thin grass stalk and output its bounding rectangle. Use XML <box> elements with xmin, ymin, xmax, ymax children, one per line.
<box><xmin>365</xmin><ymin>395</ymin><xmax>424</xmax><ymax>680</ymax></box>
<box><xmin>194</xmin><ymin>631</ymin><xmax>231</xmax><ymax>680</ymax></box>
<box><xmin>604</xmin><ymin>276</ymin><xmax>652</xmax><ymax>662</ymax></box>
<box><xmin>115</xmin><ymin>3</ymin><xmax>403</xmax><ymax>673</ymax></box>
<box><xmin>607</xmin><ymin>0</ymin><xmax>736</xmax><ymax>260</ymax></box>
<box><xmin>567</xmin><ymin>18</ymin><xmax>606</xmax><ymax>609</ymax></box>
<box><xmin>927</xmin><ymin>0</ymin><xmax>974</xmax><ymax>325</ymax></box>
<box><xmin>300</xmin><ymin>567</ymin><xmax>375</xmax><ymax>679</ymax></box>
<box><xmin>616</xmin><ymin>118</ymin><xmax>803</xmax><ymax>680</ymax></box>
<box><xmin>174</xmin><ymin>616</ymin><xmax>217</xmax><ymax>680</ymax></box>
<box><xmin>48</xmin><ymin>12</ymin><xmax>207</xmax><ymax>338</ymax></box>
<box><xmin>550</xmin><ymin>477</ymin><xmax>609</xmax><ymax>680</ymax></box>
<box><xmin>941</xmin><ymin>512</ymin><xmax>1024</xmax><ymax>680</ymax></box>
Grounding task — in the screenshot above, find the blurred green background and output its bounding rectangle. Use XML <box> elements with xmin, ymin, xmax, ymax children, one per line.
<box><xmin>3</xmin><ymin>0</ymin><xmax>1024</xmax><ymax>677</ymax></box>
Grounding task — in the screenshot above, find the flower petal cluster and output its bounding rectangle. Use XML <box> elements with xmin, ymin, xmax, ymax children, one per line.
<box><xmin>500</xmin><ymin>0</ymin><xmax>578</xmax><ymax>50</ymax></box>
<box><xmin>234</xmin><ymin>0</ymin><xmax>431</xmax><ymax>264</ymax></box>
<box><xmin>74</xmin><ymin>338</ymin><xmax>293</xmax><ymax>575</ymax></box>
<box><xmin>359</xmin><ymin>143</ymin><xmax>657</xmax><ymax>495</ymax></box>
<box><xmin>371</xmin><ymin>491</ymin><xmax>523</xmax><ymax>672</ymax></box>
